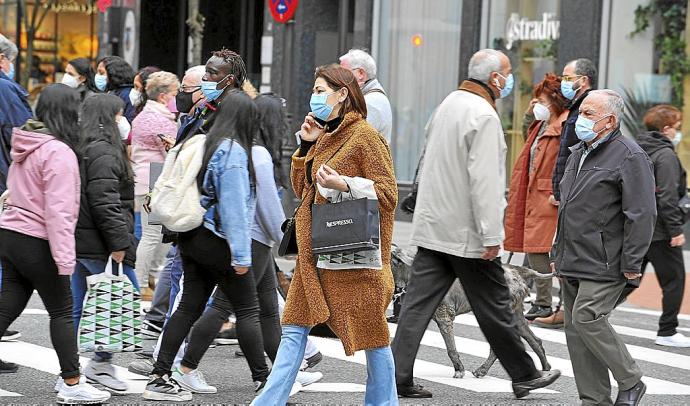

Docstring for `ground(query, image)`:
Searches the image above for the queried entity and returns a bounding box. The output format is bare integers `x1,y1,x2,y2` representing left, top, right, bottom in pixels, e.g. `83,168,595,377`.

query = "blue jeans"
134,211,142,241
165,246,183,323
251,325,398,405
72,258,140,361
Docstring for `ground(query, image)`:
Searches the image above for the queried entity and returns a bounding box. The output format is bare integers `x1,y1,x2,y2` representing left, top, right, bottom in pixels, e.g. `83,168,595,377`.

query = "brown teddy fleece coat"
282,112,397,355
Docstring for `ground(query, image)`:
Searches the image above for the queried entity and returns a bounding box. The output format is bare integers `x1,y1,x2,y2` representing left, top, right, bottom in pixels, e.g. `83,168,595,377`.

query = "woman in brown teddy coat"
252,64,398,404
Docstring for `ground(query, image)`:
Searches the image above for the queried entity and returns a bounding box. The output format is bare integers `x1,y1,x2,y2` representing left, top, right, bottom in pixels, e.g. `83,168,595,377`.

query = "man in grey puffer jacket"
552,89,656,406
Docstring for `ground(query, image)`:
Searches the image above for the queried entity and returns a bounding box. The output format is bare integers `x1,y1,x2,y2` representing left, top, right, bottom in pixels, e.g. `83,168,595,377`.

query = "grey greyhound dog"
390,245,552,379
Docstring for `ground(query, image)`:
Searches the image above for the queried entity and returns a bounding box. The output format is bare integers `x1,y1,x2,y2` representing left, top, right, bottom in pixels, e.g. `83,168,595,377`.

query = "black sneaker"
304,352,323,370
214,327,238,345
525,305,553,321
1,330,21,342
235,350,244,357
512,369,561,399
397,383,432,398
254,380,266,393
142,320,164,338
0,359,18,374
142,375,192,402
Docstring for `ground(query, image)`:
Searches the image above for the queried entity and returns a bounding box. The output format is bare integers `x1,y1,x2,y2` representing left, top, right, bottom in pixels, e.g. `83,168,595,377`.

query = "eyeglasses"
179,85,201,93
561,74,583,82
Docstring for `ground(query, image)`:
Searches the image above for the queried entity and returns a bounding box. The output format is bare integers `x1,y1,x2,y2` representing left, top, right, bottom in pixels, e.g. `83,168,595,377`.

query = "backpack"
150,133,207,232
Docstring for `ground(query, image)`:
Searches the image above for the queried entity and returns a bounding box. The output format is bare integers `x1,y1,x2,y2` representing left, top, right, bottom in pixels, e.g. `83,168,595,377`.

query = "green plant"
631,0,690,107
621,87,655,137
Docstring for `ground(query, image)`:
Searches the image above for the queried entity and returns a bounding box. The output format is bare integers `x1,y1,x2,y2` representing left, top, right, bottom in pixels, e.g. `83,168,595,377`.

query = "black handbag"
278,215,299,256
679,194,690,223
311,197,380,254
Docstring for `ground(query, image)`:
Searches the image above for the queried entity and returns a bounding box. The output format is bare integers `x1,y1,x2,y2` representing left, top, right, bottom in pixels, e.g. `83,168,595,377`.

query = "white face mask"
129,89,143,107
61,73,80,89
533,103,551,122
117,117,131,140
673,130,683,147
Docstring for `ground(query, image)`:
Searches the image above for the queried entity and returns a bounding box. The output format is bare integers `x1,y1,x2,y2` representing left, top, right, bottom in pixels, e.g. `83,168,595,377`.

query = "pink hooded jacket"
0,124,80,275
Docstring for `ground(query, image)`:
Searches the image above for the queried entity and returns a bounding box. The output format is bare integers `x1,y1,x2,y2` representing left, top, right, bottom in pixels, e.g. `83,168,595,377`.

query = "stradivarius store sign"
505,13,560,49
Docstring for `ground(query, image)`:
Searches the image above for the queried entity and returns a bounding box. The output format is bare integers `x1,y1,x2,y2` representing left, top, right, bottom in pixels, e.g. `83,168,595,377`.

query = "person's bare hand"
548,195,560,206
481,245,500,260
143,194,152,213
300,113,325,142
624,272,641,280
670,233,685,248
161,136,175,151
235,266,249,275
111,251,126,263
316,165,348,192
550,262,555,274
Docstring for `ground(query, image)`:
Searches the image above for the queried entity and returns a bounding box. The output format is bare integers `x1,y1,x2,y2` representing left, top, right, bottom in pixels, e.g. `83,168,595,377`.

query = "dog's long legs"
473,349,498,378
433,305,465,378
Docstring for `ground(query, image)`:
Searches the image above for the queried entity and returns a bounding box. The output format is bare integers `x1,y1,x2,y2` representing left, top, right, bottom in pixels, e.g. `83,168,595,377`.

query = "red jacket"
504,112,566,253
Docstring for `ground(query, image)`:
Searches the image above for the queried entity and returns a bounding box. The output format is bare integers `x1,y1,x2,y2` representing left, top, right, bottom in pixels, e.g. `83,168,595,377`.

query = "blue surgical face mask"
673,130,683,147
310,91,337,121
494,72,514,98
561,77,583,100
200,74,231,102
94,73,107,91
575,115,610,143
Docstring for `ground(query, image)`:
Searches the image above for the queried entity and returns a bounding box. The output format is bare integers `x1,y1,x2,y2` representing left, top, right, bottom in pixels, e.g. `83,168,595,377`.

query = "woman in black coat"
71,93,139,393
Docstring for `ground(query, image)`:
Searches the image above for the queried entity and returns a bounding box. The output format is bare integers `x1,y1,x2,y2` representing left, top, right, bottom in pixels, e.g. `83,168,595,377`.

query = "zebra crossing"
1,299,689,405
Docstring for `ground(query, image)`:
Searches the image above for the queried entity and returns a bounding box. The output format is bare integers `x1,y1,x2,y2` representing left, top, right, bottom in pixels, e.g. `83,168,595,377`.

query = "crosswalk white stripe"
0,341,147,394
310,336,558,394
454,314,690,372
0,389,21,397
391,322,690,395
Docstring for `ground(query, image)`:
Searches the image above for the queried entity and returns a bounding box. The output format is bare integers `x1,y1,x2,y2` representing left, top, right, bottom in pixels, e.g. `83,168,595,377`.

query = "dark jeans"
152,226,268,381
184,240,281,372
620,240,685,337
392,247,538,385
0,229,80,379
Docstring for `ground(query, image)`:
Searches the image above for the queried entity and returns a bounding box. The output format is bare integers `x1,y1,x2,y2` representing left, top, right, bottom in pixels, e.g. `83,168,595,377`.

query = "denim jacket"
200,139,255,267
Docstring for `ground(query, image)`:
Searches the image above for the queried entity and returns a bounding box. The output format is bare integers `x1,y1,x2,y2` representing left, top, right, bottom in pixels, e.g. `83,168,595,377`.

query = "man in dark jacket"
0,34,32,194
552,89,656,406
623,104,690,347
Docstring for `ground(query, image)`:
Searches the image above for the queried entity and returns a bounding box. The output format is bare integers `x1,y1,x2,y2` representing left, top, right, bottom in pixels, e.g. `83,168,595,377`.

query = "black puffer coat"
75,138,136,268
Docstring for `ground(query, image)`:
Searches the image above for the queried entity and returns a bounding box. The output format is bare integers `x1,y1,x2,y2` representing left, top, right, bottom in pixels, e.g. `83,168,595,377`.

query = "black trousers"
183,239,281,371
152,226,268,381
391,247,538,385
621,240,685,337
0,229,80,379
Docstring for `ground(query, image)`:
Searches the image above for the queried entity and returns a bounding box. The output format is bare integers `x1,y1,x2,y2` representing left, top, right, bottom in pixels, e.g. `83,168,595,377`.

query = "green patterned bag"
77,258,143,353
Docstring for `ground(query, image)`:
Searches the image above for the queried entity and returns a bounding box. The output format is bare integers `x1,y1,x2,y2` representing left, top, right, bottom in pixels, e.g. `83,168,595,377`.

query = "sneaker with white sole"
290,382,303,396
142,320,164,338
296,371,323,387
254,380,302,396
142,374,193,402
57,380,111,404
172,367,217,394
84,360,128,394
128,358,154,377
1,330,21,342
54,375,86,393
656,332,690,347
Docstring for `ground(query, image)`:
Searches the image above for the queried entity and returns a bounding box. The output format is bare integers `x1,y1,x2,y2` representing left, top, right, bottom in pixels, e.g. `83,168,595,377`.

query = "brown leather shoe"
532,308,564,329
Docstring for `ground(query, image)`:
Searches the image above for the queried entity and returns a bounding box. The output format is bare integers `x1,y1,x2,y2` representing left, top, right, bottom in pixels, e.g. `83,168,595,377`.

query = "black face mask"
175,89,198,114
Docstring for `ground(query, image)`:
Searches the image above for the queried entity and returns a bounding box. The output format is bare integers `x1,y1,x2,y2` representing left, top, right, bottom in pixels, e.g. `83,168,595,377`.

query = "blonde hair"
146,71,180,101
242,80,259,99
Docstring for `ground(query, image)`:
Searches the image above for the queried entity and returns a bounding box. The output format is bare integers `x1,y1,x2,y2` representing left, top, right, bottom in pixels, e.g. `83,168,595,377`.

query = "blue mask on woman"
575,115,610,143
94,73,107,91
495,73,514,99
310,92,337,121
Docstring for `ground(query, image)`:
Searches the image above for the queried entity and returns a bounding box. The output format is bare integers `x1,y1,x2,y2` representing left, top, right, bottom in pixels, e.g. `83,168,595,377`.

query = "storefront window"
376,0,463,182
484,0,560,179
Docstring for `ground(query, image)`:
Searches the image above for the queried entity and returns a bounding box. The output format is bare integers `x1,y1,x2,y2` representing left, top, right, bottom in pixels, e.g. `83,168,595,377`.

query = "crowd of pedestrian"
0,26,688,406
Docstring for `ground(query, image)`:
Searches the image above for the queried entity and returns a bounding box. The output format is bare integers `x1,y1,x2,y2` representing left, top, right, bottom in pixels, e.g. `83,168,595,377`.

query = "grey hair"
339,49,377,79
468,49,504,83
146,71,181,101
590,89,624,119
184,65,206,84
567,58,598,88
0,34,18,60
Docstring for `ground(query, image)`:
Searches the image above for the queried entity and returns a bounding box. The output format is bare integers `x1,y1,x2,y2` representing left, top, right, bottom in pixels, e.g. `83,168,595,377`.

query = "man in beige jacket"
392,49,561,400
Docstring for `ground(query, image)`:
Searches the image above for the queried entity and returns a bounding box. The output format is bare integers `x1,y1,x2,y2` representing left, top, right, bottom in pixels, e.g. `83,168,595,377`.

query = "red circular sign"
269,0,298,23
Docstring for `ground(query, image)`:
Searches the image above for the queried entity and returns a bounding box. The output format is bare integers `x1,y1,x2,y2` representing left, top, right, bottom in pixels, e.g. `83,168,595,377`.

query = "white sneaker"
85,360,128,394
296,371,323,387
656,332,690,347
54,376,86,393
290,382,302,397
57,380,111,404
172,367,217,394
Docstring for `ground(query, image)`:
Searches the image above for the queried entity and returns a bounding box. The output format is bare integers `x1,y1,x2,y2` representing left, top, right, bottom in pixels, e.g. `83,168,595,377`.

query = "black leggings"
184,240,281,372
0,229,80,379
152,226,268,381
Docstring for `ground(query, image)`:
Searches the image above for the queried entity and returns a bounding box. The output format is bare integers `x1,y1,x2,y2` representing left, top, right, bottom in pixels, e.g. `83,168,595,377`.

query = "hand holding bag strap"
104,256,123,277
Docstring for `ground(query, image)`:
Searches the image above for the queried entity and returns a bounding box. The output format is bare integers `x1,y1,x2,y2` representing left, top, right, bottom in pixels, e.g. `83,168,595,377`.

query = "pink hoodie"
0,126,80,275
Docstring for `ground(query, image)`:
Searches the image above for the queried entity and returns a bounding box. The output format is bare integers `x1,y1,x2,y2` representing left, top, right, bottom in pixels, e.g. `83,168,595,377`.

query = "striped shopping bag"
77,258,143,353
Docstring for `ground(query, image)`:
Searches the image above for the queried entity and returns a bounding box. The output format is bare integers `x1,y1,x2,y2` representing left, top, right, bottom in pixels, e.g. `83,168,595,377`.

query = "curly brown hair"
533,73,569,116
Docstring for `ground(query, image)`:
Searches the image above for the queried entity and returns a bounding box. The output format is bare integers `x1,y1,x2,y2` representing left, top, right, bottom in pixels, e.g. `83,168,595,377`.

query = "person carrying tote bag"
253,64,398,406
